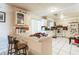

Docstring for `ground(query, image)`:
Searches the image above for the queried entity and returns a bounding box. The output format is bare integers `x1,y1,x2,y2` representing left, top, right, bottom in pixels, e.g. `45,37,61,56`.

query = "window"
31,19,45,33
47,20,54,28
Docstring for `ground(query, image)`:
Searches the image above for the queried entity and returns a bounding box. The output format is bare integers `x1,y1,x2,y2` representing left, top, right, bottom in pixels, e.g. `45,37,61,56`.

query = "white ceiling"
8,3,79,19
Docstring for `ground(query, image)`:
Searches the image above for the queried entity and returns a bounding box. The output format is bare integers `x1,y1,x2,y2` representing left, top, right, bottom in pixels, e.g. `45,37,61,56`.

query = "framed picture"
0,11,6,22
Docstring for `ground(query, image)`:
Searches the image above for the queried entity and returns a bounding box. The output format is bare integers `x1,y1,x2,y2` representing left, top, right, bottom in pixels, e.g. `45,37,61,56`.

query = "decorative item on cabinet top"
15,25,29,34
15,7,27,14
41,25,68,31
15,25,29,30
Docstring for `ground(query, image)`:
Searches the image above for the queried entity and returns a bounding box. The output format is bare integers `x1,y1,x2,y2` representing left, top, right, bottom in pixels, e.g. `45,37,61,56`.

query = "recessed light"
50,8,59,12
60,14,64,19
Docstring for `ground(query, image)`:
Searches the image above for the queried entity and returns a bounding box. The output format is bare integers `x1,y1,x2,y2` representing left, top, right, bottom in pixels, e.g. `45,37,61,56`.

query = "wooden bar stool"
14,39,29,55
8,35,15,55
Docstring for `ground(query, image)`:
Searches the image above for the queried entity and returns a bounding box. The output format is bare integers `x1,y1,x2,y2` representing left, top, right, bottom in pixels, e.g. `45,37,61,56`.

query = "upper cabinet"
14,7,27,25
13,7,30,34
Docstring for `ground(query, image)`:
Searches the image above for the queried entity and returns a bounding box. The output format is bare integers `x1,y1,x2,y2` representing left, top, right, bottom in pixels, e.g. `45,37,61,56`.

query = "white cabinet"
27,37,52,55
13,7,29,34
69,22,79,37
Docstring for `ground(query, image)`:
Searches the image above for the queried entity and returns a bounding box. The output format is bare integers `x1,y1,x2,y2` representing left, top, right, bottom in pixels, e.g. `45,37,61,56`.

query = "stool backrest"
8,35,14,44
13,39,19,49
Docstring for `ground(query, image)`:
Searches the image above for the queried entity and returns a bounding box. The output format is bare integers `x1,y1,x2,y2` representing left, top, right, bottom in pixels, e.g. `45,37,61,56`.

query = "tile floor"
52,37,79,55
1,37,79,55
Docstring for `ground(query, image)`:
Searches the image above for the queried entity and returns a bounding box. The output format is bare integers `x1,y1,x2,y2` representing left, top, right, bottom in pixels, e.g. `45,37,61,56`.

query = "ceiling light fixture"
51,8,58,12
49,8,60,12
60,14,67,20
60,14,64,19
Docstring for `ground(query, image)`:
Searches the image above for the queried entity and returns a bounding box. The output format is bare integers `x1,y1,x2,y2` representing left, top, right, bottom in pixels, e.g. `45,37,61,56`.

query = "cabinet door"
70,23,79,36
16,12,25,25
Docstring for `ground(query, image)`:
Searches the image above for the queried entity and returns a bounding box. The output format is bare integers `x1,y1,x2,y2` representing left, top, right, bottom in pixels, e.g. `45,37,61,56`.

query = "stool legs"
8,44,13,55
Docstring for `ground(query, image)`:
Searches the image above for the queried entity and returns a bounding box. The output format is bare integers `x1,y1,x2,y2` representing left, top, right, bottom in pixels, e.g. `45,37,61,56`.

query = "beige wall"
0,3,14,53
0,3,14,39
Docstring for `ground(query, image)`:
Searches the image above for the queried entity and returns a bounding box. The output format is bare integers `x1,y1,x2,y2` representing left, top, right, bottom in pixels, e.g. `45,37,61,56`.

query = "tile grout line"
57,39,67,55
69,44,72,55
55,37,63,45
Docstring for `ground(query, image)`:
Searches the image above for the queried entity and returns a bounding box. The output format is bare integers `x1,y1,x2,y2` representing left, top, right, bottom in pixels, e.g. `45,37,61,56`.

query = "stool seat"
16,43,28,49
14,39,29,55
